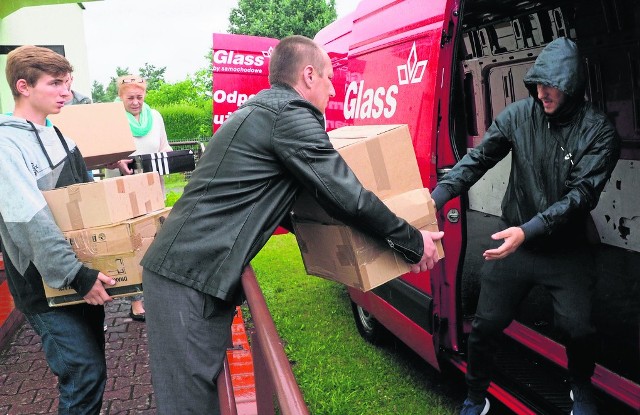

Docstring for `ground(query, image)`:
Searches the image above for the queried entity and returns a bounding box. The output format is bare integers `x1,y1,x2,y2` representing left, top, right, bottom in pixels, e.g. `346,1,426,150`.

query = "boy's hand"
83,272,116,305
106,159,134,175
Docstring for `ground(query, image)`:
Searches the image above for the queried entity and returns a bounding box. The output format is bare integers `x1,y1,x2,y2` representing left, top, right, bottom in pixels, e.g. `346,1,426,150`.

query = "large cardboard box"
292,124,442,291
327,124,422,199
43,239,149,307
43,172,165,231
293,188,443,292
48,102,136,168
43,208,171,307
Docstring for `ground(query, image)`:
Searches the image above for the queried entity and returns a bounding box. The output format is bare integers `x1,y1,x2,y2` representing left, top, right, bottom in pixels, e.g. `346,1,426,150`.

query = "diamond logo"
397,42,428,85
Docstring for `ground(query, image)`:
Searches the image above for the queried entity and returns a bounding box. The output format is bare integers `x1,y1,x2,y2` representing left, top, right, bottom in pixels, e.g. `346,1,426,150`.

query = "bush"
156,103,212,140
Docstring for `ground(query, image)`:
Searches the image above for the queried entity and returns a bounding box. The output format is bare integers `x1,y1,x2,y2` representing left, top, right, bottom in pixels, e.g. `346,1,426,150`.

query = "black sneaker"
570,384,599,415
460,398,490,415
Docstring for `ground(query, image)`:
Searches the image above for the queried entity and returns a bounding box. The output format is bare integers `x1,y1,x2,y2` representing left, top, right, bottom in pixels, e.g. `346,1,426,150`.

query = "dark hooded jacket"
141,84,424,301
433,37,620,250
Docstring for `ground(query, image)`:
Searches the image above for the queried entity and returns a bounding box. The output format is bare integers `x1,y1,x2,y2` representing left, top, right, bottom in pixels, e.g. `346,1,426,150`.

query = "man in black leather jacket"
141,35,444,415
431,38,620,415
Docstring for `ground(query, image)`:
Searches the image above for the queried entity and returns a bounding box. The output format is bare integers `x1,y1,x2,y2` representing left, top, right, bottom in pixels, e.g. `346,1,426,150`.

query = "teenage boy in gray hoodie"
0,45,115,414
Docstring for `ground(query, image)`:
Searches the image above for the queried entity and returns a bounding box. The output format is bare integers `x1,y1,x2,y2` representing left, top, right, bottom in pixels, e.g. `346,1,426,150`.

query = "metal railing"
218,266,310,415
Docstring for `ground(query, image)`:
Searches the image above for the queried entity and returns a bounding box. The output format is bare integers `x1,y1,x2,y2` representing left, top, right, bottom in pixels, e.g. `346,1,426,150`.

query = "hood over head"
524,37,586,122
524,37,585,98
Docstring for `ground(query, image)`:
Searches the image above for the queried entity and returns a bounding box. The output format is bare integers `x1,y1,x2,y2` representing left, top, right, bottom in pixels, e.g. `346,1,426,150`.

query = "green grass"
251,234,459,415
163,173,189,206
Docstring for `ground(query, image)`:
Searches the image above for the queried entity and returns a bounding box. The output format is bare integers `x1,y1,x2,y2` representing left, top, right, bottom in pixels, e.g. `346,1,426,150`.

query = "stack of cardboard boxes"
292,124,443,292
42,172,168,306
40,102,172,306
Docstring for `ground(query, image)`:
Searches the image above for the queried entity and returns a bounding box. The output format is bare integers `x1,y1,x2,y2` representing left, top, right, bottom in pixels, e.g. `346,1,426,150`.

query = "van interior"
452,0,639,395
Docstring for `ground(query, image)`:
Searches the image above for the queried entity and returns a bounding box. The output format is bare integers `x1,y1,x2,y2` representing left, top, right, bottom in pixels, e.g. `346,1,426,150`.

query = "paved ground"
0,298,156,415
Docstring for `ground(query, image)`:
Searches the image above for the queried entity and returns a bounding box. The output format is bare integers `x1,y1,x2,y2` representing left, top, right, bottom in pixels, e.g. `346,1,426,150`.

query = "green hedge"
156,103,212,140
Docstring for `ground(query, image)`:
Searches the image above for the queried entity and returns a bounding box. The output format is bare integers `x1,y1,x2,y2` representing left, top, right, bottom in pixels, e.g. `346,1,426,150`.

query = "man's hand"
83,272,116,305
409,230,444,273
106,159,133,175
483,226,524,260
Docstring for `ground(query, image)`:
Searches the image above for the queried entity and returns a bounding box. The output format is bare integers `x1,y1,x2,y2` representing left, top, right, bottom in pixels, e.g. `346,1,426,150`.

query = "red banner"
212,33,279,133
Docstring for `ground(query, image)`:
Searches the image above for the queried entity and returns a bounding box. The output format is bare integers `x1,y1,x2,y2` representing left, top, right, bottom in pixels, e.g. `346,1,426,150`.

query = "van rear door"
317,0,460,367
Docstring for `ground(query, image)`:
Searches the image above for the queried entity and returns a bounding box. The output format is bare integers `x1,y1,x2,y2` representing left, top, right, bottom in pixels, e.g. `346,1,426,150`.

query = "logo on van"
213,50,265,67
343,42,427,120
397,43,428,85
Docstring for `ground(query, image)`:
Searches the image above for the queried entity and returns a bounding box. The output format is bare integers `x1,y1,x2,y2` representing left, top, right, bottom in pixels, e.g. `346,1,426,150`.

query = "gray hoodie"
0,114,98,313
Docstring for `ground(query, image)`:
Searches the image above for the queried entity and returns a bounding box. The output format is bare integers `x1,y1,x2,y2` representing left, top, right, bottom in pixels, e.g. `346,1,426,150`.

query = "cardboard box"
43,172,165,231
293,188,443,292
42,239,149,307
65,208,171,259
48,102,136,168
43,208,172,307
327,124,422,199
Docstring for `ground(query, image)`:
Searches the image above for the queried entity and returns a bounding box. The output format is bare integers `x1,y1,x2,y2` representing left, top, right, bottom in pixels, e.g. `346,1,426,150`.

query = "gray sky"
83,0,359,86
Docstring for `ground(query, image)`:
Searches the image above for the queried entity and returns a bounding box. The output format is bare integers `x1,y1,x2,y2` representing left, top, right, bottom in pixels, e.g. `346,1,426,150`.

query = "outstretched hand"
83,272,116,305
409,230,444,273
483,226,524,260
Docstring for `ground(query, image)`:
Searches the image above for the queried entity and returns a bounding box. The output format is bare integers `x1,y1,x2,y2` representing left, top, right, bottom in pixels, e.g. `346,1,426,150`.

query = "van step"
491,336,636,414
492,337,571,414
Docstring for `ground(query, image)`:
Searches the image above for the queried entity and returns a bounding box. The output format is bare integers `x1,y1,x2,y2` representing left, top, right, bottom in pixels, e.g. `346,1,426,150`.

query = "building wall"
0,3,91,113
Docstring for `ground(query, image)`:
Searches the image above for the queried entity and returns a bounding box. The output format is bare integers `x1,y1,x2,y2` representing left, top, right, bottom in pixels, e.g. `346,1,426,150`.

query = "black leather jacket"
433,38,620,250
141,85,424,301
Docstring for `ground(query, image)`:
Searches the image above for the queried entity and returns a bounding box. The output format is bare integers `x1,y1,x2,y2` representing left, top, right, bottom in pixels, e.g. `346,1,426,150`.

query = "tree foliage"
228,0,337,39
139,63,166,91
91,64,166,103
89,54,213,140
90,80,108,103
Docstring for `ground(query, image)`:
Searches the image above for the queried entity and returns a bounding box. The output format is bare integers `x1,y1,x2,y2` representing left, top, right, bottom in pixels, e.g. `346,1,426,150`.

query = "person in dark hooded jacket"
431,38,620,415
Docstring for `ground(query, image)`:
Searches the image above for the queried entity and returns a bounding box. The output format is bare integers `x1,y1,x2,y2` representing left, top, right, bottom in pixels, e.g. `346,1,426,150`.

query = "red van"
313,0,639,413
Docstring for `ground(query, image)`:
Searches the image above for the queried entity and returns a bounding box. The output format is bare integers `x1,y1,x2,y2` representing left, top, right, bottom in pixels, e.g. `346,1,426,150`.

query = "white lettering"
343,81,398,120
213,50,265,67
213,113,233,125
213,90,255,107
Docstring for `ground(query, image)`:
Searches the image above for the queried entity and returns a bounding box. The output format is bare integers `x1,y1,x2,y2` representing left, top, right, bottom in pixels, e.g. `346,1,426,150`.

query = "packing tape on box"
366,139,391,192
68,232,143,260
129,193,140,217
116,178,125,193
89,250,138,277
336,244,354,266
336,227,355,266
66,187,85,229
68,202,84,230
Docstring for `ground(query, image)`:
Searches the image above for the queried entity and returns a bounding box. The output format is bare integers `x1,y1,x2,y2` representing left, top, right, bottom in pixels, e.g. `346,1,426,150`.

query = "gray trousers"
143,268,236,415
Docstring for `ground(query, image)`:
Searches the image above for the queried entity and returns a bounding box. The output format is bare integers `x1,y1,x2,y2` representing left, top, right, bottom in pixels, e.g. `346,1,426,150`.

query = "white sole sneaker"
480,398,490,415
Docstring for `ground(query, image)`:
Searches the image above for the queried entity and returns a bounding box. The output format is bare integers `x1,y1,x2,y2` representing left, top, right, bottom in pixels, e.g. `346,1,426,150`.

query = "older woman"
107,75,172,322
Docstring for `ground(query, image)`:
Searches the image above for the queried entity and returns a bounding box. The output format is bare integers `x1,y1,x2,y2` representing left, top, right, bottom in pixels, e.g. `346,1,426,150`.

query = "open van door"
316,0,460,370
